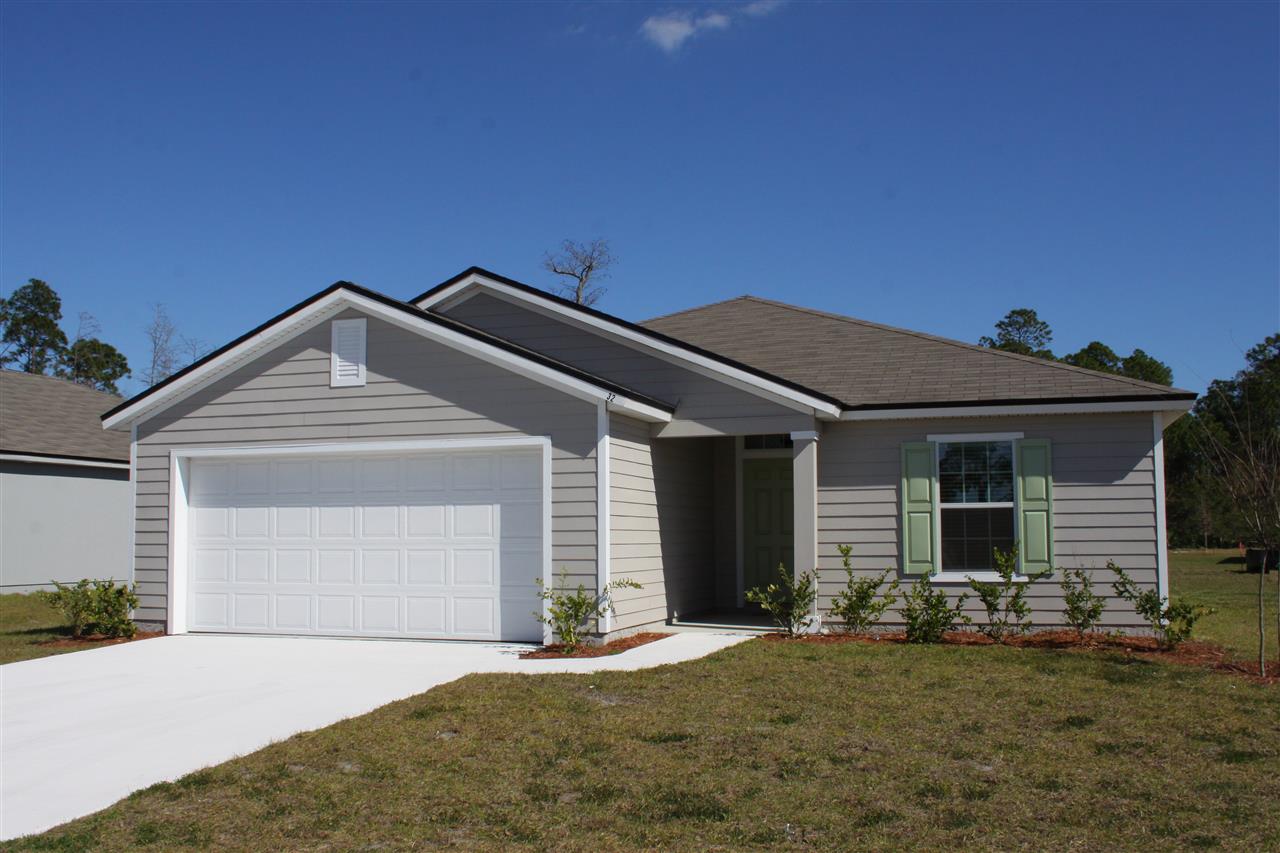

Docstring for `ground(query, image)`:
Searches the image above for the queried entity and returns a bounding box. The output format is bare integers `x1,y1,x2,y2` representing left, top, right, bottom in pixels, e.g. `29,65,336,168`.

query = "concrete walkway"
0,631,750,840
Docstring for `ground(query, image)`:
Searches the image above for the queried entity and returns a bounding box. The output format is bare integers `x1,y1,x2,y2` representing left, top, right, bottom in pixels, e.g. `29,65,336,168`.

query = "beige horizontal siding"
131,309,597,627
817,413,1160,630
609,413,719,633
444,292,802,434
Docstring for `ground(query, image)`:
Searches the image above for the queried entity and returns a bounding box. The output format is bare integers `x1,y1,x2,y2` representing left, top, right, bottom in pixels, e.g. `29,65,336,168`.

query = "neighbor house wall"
608,414,717,634
442,292,812,436
129,309,598,629
0,462,131,592
817,413,1160,629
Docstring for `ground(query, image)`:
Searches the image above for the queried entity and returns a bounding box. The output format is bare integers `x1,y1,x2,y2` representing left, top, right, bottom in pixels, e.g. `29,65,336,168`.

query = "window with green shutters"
900,436,1053,577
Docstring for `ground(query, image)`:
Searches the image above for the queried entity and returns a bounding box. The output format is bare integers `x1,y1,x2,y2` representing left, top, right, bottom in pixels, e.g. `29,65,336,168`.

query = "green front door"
743,458,794,594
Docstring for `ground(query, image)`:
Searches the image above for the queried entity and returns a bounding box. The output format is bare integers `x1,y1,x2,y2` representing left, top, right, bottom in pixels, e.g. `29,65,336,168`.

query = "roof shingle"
1,371,130,462
642,296,1193,409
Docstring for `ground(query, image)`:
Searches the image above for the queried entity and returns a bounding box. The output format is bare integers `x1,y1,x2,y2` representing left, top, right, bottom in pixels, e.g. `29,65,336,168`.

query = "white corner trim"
790,430,820,442
102,288,672,430
926,431,1024,443
421,274,843,419
0,452,129,470
168,452,191,635
128,425,138,591
1152,412,1170,601
541,439,554,645
596,403,612,634
843,399,1193,421
329,317,367,388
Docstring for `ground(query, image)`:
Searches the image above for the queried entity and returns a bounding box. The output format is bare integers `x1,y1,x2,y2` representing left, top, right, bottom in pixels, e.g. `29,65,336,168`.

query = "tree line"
0,278,204,395
977,306,1277,554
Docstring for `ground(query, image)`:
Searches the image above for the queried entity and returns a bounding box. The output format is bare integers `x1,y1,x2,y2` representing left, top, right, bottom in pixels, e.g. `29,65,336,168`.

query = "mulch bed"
762,629,1279,684
520,632,672,660
36,630,164,651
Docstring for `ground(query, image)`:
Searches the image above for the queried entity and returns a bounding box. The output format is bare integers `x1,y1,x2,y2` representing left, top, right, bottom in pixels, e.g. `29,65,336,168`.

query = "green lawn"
0,593,84,665
7,640,1277,851
4,554,1276,850
1170,548,1275,661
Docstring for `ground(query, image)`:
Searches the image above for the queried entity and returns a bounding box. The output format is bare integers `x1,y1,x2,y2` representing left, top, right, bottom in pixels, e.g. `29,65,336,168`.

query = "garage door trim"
167,436,553,642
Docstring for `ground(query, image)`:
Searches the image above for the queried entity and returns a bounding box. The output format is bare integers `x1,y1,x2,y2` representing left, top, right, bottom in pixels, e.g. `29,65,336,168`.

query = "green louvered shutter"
901,442,938,575
1016,439,1054,574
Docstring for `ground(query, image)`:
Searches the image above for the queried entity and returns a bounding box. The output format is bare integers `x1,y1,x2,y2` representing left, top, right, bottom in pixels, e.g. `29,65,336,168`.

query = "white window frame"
927,432,1024,583
330,318,367,388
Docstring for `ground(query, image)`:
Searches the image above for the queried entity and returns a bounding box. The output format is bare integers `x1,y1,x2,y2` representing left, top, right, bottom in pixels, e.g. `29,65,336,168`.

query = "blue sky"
2,0,1276,397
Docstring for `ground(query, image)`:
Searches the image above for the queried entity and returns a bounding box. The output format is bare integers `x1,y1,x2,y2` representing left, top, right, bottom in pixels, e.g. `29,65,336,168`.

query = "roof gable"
102,282,672,430
642,296,1195,410
414,268,845,417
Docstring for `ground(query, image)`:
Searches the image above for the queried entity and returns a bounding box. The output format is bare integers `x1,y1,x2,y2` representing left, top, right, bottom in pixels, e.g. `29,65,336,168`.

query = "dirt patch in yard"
520,632,671,659
762,630,1279,683
36,630,164,652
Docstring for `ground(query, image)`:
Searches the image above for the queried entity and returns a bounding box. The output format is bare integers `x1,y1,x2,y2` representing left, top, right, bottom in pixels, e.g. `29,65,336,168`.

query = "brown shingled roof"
0,370,130,462
641,296,1194,410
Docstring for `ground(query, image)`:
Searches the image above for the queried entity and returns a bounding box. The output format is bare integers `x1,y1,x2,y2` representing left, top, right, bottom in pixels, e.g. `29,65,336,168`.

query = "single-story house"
101,268,1195,641
2,370,132,592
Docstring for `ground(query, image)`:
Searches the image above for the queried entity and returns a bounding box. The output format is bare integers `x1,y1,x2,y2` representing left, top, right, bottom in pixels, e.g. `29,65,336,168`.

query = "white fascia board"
421,275,843,419
103,289,671,430
0,452,129,470
841,398,1194,421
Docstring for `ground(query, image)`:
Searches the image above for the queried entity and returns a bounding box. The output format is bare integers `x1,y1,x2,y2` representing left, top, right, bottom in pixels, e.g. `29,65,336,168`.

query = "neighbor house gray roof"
642,296,1195,410
0,371,130,462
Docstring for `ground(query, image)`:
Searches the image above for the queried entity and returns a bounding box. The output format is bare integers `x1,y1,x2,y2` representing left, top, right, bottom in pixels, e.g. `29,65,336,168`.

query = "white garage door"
185,447,544,642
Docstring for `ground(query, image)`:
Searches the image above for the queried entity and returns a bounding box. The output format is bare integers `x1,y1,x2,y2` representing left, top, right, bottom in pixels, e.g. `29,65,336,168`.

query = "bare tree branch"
542,238,615,306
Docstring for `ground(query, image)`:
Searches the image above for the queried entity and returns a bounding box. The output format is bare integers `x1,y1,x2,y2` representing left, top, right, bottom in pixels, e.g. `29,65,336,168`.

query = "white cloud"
741,0,786,16
640,3,785,53
640,12,729,53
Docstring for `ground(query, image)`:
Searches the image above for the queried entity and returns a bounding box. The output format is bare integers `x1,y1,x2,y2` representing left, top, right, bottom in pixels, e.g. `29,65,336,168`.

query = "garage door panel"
406,550,446,585
361,550,400,584
188,448,545,641
453,504,494,538
233,550,269,583
361,505,399,538
276,550,312,583
318,596,356,632
234,593,270,629
275,594,312,629
406,505,446,537
360,596,399,632
452,598,494,636
194,549,230,582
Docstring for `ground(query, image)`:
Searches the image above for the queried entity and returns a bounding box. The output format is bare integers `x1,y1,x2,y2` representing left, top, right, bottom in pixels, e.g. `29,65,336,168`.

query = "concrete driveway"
1,631,747,840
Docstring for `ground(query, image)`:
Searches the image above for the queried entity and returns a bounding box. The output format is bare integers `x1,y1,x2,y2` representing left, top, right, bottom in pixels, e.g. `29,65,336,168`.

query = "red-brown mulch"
520,632,671,660
762,629,1279,684
37,630,164,651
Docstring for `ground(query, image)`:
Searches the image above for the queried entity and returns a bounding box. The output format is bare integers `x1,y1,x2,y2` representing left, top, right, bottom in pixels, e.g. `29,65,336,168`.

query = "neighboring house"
100,268,1195,641
1,371,132,592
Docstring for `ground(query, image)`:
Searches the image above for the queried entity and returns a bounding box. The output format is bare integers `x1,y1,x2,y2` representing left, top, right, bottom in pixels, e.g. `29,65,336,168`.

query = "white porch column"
791,430,820,628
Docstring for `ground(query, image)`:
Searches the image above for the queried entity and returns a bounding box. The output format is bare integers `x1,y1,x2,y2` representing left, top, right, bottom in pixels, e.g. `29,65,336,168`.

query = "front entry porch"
606,429,819,637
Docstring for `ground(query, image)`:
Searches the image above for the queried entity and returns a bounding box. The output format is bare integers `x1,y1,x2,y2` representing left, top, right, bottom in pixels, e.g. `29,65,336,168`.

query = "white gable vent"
330,318,367,387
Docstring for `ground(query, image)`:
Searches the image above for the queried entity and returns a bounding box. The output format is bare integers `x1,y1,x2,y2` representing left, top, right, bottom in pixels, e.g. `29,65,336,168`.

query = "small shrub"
829,544,899,633
967,545,1049,643
746,563,818,637
1059,567,1108,639
1111,562,1212,649
900,573,968,643
534,570,641,650
35,578,139,638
